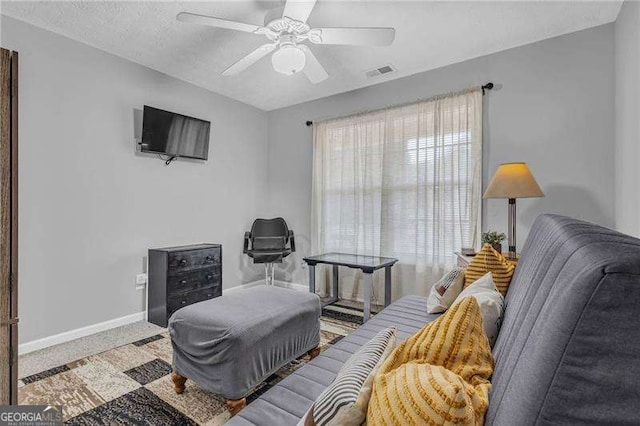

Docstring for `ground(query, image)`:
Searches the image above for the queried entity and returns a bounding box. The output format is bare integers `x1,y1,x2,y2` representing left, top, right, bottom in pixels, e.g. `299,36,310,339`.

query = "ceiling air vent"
365,64,397,79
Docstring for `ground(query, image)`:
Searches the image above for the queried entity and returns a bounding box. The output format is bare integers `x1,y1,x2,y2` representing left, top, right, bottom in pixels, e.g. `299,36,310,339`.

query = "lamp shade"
483,162,544,199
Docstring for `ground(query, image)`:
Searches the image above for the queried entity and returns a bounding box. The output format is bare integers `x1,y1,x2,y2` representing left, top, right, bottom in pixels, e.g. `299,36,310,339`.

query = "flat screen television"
141,106,211,160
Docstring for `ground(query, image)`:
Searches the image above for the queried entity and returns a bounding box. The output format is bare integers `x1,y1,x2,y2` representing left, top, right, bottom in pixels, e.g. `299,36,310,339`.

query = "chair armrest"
243,232,251,254
288,230,296,252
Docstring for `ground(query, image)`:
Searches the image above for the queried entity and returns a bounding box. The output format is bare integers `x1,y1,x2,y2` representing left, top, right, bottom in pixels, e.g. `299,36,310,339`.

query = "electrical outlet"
136,273,147,289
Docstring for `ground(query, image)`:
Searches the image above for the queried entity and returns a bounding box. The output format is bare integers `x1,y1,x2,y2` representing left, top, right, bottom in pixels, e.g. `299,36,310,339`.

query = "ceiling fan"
177,0,395,84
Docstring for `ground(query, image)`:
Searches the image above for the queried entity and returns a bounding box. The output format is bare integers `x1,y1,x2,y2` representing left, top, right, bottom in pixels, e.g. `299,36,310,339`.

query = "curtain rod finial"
306,121,313,127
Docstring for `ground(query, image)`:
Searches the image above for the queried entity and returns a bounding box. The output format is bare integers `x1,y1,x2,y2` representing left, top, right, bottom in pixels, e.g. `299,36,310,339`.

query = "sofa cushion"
488,214,640,425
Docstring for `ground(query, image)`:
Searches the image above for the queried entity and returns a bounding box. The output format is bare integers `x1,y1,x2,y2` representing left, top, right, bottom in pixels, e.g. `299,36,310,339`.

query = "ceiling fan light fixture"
177,0,396,84
271,44,306,76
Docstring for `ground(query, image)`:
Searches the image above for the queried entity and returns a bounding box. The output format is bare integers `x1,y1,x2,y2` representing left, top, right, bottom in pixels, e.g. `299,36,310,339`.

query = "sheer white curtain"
311,89,482,300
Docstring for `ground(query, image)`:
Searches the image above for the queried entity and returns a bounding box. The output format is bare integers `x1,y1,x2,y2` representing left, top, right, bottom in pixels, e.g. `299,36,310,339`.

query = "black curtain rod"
306,82,494,127
481,82,494,94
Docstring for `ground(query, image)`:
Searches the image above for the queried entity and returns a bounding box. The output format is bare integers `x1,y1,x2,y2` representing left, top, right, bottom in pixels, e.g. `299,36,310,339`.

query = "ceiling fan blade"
177,12,262,34
282,0,317,23
309,27,396,46
299,45,328,84
222,44,277,76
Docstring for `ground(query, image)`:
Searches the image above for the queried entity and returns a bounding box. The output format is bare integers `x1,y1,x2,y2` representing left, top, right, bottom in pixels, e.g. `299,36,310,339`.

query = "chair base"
264,263,275,286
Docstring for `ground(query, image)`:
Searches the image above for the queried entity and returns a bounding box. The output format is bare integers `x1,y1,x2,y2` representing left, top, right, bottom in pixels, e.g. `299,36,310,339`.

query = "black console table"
303,252,398,322
148,244,222,327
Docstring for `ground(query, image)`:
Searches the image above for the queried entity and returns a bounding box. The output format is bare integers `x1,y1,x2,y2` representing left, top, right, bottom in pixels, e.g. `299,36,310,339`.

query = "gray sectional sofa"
228,214,640,425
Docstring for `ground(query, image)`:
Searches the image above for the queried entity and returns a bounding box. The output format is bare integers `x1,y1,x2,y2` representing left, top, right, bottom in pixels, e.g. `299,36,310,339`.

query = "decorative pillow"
452,272,504,346
305,327,397,426
375,297,494,381
426,267,465,313
368,297,494,425
465,243,515,295
367,362,490,425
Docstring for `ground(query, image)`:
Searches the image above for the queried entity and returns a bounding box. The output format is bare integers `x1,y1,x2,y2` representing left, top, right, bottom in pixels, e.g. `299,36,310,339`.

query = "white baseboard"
20,281,309,355
19,311,145,355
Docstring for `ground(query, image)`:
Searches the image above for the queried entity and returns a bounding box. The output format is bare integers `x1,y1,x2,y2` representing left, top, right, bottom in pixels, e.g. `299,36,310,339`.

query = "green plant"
482,231,506,245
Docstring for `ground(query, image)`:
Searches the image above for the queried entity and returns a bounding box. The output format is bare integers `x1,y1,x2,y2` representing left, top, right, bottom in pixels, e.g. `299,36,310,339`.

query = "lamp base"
508,198,517,258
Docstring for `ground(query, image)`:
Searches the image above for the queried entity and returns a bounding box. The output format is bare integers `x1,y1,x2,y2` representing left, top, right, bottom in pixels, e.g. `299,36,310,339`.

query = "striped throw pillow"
306,327,396,426
367,298,493,425
465,244,515,295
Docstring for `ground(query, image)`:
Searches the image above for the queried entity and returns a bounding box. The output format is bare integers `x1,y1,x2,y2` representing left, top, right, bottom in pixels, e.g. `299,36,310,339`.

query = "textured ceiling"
1,1,622,110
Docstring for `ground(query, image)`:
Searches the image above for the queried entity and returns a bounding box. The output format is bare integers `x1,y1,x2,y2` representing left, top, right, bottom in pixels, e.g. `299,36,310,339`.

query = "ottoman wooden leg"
171,372,187,394
308,346,321,360
226,398,247,416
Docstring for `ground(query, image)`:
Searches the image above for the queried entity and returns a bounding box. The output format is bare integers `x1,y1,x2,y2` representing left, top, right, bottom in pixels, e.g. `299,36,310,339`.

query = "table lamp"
483,162,544,259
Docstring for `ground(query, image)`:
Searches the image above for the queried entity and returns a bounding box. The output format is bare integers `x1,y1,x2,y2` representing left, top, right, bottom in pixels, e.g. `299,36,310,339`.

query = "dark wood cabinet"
148,244,222,327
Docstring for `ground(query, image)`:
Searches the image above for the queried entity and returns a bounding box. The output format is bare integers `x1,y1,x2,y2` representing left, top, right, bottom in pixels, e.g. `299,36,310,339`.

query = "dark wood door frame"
10,49,18,406
1,47,18,405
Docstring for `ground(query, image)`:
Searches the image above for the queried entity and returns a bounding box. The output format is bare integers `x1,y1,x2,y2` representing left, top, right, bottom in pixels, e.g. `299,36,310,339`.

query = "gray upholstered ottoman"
168,285,321,415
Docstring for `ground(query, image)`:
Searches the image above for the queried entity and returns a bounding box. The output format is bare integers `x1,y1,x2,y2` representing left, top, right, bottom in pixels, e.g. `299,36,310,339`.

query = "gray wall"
1,14,619,343
267,24,616,287
1,16,269,344
615,0,640,237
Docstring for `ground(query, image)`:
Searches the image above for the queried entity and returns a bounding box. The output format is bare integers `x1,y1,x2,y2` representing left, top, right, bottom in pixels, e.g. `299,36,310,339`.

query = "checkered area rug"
18,305,365,425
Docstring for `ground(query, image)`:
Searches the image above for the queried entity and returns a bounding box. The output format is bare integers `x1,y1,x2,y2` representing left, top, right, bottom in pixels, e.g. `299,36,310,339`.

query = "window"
311,90,483,295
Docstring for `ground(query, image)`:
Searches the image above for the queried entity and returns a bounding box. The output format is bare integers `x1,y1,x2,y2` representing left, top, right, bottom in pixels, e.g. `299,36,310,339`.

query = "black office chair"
244,218,295,285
